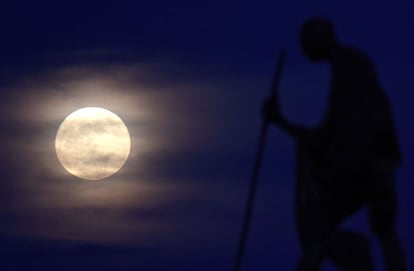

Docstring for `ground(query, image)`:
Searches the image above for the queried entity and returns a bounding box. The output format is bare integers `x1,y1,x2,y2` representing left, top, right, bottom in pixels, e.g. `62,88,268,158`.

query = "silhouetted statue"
262,17,406,271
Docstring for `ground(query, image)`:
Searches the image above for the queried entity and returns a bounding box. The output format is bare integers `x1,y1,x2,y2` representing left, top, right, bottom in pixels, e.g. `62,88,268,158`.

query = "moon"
55,107,131,180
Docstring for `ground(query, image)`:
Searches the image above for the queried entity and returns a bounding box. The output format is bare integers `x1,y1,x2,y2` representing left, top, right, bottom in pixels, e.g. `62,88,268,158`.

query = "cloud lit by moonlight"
55,107,131,180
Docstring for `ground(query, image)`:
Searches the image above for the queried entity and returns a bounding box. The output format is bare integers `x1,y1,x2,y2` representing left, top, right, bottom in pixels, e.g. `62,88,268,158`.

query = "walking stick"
234,50,287,271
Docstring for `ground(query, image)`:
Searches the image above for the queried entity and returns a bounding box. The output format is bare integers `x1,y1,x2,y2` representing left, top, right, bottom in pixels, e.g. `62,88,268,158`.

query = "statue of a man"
262,17,406,271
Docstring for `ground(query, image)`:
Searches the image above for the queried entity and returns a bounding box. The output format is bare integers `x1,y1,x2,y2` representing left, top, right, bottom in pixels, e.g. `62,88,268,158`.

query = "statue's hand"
261,97,282,124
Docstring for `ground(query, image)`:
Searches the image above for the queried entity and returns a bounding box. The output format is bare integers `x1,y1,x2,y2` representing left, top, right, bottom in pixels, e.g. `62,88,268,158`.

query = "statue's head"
300,17,338,62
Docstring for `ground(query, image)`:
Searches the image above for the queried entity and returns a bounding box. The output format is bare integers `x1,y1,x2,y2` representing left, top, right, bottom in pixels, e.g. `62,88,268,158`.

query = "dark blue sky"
0,1,413,270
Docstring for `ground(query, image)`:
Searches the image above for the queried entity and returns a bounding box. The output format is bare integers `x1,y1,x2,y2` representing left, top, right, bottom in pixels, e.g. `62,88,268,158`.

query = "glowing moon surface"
55,107,131,180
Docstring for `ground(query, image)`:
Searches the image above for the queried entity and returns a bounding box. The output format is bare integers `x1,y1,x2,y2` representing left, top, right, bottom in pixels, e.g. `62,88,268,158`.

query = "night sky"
0,1,413,270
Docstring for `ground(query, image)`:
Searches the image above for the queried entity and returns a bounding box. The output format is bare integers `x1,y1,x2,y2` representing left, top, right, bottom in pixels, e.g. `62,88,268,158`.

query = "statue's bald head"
300,17,338,61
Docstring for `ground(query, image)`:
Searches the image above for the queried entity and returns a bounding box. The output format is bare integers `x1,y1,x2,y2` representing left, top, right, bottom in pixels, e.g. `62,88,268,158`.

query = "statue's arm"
271,117,313,143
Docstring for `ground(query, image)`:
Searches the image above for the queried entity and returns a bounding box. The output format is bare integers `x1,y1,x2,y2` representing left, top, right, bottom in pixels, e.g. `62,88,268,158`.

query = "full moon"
55,107,131,180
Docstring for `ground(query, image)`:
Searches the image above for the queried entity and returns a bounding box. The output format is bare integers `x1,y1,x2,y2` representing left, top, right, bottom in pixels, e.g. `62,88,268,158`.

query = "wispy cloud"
0,55,328,261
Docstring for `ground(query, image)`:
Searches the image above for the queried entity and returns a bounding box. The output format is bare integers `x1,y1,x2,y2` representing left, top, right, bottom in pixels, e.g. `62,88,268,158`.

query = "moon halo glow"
55,107,131,180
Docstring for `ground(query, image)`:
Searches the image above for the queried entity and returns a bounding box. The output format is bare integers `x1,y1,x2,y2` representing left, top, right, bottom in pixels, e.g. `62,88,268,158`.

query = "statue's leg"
295,148,335,271
295,216,374,271
295,227,374,271
295,177,335,271
326,230,373,271
295,148,373,271
295,241,325,271
368,162,406,271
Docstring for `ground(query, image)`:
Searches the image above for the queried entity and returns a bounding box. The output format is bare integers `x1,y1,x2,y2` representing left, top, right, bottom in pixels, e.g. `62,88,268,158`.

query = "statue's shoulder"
334,46,373,69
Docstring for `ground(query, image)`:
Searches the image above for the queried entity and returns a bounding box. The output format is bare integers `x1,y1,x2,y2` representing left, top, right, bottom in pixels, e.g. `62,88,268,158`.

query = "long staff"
234,50,287,271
